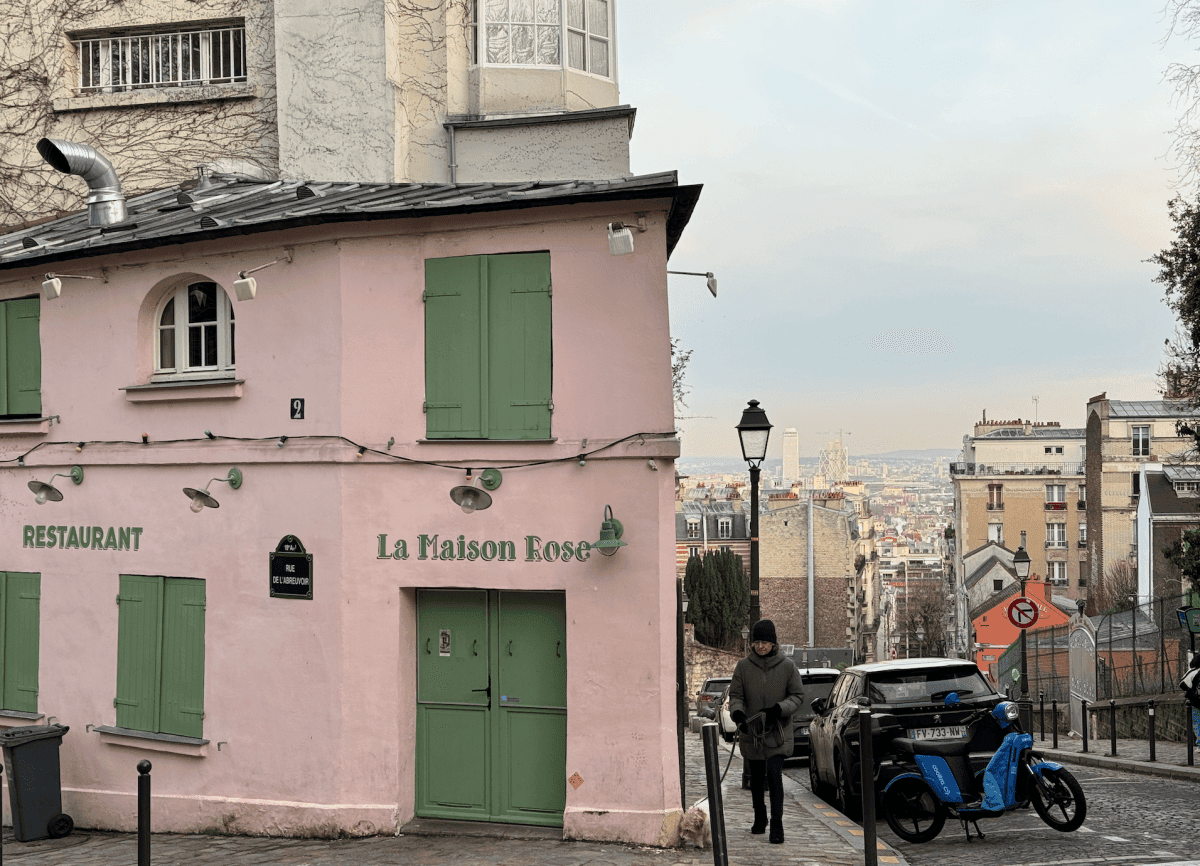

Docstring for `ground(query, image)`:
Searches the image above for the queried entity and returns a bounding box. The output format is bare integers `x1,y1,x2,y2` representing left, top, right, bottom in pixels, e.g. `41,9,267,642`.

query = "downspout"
808,496,815,645
36,138,127,227
446,123,458,183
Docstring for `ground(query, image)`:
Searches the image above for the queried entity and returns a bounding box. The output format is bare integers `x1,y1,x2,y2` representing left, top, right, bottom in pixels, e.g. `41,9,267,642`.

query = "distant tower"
818,432,850,484
783,428,799,484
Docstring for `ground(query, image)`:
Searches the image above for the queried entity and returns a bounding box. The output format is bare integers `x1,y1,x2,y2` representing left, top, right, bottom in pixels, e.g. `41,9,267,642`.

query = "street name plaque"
270,535,313,599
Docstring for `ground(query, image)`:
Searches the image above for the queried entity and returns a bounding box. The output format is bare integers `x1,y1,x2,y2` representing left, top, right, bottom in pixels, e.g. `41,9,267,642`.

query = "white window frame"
987,523,1003,544
1048,561,1066,585
76,23,247,94
686,518,700,540
1132,425,1150,457
470,0,613,79
1046,484,1066,505
153,282,236,381
1078,523,1087,545
717,517,731,539
1046,522,1066,548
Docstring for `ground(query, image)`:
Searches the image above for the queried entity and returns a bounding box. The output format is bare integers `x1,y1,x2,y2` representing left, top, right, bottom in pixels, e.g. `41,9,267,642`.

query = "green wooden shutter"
425,256,484,438
2,573,40,713
1,298,41,416
116,575,163,732
487,253,552,440
159,578,205,738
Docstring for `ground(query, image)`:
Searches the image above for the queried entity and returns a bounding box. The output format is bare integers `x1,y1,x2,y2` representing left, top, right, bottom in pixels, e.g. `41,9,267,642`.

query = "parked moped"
879,696,1086,843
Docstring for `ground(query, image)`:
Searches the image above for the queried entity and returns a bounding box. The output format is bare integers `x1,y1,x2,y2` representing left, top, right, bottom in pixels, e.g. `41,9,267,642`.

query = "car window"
828,674,851,708
866,666,993,704
843,674,864,702
801,674,838,705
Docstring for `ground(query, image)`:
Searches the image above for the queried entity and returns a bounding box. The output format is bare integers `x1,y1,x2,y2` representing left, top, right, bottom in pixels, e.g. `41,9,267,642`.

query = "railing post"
1039,691,1045,741
138,760,151,866
1052,699,1059,749
858,704,877,866
700,724,729,866
1081,699,1089,753
1148,700,1156,762
1109,699,1117,757
1189,707,1196,767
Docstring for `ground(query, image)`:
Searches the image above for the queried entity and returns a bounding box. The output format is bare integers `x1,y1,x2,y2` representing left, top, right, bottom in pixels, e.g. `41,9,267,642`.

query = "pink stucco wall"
0,199,685,845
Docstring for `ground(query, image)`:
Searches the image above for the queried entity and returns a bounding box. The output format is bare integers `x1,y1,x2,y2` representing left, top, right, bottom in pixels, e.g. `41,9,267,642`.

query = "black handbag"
740,711,787,750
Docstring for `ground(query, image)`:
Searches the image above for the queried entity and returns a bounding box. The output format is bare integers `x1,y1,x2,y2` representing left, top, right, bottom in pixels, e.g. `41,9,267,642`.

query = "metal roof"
0,171,700,271
1163,465,1200,482
1109,400,1195,418
976,427,1085,439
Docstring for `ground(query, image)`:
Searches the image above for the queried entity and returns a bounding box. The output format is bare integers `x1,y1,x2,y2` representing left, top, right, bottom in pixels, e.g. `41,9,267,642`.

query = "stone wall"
684,623,740,702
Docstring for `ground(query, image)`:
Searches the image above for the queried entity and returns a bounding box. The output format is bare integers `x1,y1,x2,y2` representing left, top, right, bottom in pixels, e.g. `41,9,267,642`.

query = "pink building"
0,151,700,845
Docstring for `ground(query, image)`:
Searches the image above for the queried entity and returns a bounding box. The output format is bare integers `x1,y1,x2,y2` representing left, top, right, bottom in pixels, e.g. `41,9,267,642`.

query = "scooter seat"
890,736,972,759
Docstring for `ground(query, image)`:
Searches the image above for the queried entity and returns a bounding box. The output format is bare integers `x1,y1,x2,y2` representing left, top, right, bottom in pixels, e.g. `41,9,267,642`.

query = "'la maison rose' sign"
377,533,595,562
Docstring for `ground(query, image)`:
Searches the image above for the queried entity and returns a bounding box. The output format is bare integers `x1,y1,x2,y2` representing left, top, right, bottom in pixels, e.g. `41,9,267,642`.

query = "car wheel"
835,753,862,821
808,753,826,796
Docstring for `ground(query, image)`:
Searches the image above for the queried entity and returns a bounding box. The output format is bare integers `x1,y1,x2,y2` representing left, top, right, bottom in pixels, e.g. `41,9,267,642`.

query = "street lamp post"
1013,532,1033,731
736,400,773,630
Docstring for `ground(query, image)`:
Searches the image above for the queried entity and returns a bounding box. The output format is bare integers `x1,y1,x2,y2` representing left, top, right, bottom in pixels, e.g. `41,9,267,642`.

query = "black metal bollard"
858,706,877,866
1148,700,1156,763
700,724,729,866
1189,708,1196,767
138,760,152,866
1081,699,1089,753
1039,692,1045,741
1109,699,1117,757
1052,700,1059,749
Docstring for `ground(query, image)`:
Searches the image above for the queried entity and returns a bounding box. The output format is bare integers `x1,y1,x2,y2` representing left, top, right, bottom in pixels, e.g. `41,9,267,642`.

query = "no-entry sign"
1007,597,1039,629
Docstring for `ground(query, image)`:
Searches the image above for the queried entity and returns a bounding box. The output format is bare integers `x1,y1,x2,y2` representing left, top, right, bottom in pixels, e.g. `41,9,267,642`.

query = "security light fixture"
593,504,627,556
667,270,718,298
450,468,502,514
28,466,84,504
183,467,243,512
232,250,293,301
607,222,635,256
42,272,99,301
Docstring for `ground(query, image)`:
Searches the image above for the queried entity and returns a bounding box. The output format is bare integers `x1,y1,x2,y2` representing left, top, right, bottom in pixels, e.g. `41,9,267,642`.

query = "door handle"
472,639,478,656
556,640,561,658
470,685,491,698
508,640,513,656
425,638,430,655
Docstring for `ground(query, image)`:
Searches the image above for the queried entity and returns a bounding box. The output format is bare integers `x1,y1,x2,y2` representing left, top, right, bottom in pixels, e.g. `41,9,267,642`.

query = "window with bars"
470,0,611,77
76,24,247,93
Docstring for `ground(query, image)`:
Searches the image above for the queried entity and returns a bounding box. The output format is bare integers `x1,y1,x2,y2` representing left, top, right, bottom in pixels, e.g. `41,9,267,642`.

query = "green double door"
416,589,566,826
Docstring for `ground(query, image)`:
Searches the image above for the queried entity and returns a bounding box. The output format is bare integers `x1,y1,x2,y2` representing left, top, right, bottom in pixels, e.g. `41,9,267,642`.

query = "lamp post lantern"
1013,532,1033,730
736,400,772,629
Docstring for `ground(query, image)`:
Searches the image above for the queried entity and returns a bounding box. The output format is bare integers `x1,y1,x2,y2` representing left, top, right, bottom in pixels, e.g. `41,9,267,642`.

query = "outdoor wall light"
450,468,503,514
606,217,645,256
232,249,294,301
668,270,718,298
183,467,243,512
592,505,627,556
41,273,99,301
28,466,84,504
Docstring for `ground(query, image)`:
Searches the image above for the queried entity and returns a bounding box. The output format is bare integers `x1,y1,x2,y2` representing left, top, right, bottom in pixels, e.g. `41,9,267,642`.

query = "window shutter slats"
425,256,484,438
115,575,162,732
159,579,206,738
2,298,41,416
487,253,552,440
3,574,40,713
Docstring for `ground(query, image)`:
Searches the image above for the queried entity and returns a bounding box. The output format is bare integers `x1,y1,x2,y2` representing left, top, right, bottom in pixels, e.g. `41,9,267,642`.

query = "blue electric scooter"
879,696,1086,843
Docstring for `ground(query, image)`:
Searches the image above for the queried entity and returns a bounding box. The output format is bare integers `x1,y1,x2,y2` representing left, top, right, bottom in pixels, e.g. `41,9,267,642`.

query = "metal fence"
996,592,1199,703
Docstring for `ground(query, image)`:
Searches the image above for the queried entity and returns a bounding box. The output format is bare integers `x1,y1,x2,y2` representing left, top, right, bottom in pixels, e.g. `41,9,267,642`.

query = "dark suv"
808,658,1003,818
790,668,840,758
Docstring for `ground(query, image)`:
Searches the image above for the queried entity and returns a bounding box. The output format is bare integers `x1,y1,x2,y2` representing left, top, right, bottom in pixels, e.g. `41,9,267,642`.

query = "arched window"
154,281,235,378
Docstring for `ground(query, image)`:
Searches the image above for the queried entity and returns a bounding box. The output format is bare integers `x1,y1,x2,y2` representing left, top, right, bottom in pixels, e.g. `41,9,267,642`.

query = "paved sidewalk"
1030,730,1200,782
0,723,905,866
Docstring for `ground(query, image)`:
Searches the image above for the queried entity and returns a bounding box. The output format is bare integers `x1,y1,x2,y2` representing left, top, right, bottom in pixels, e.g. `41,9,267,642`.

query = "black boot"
750,788,767,834
769,819,784,844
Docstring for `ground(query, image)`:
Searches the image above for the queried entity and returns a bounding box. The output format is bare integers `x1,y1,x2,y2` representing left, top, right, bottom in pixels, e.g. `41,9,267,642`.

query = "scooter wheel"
882,777,945,843
1030,766,1086,832
47,813,73,838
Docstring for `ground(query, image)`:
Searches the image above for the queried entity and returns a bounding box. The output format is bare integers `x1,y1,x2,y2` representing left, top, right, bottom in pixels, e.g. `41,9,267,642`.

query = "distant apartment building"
675,495,749,578
783,428,800,484
1085,395,1192,603
1135,463,1200,602
951,415,1086,654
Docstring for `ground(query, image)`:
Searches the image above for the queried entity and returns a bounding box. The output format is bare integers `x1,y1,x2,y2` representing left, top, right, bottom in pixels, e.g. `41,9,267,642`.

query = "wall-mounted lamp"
28,466,84,504
183,467,243,512
42,273,100,301
668,270,718,298
607,217,646,256
593,504,627,556
450,468,502,514
232,249,294,301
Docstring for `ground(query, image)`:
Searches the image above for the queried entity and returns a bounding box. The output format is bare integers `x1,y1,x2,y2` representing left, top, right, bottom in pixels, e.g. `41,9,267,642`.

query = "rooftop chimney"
36,138,127,227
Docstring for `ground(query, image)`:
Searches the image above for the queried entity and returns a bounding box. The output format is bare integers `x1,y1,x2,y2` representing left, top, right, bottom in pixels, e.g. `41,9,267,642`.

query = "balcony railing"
986,502,1003,510
1046,540,1068,549
1044,502,1067,510
950,462,1083,477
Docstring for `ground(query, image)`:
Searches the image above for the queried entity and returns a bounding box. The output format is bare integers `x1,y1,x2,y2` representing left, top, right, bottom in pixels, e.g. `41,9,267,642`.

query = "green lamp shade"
593,505,627,556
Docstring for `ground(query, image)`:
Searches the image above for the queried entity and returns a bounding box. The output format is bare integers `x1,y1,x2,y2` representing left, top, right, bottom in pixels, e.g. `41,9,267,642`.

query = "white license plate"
907,725,967,740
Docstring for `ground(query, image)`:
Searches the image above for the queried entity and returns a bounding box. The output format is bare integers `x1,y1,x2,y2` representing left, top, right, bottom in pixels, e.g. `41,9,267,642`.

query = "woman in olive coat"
727,619,805,844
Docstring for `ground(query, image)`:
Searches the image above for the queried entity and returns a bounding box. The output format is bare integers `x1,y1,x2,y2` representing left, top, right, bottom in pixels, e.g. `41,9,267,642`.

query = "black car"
807,658,1003,819
790,667,840,758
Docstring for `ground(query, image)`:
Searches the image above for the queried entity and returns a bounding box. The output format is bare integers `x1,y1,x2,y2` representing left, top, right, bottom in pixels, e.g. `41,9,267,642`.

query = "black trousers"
746,755,785,823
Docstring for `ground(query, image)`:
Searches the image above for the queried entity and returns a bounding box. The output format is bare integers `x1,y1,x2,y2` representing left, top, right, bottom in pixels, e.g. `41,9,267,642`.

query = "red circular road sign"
1007,597,1039,629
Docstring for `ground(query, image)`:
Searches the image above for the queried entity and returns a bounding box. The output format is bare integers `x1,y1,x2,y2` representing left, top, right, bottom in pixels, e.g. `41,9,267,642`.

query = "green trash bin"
0,723,73,841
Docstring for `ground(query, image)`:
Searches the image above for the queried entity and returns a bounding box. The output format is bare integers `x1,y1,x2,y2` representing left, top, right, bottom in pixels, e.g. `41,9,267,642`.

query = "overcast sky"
618,0,1194,459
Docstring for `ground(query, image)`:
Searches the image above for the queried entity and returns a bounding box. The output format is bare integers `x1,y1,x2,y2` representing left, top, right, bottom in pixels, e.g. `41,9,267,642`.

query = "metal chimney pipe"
36,138,127,227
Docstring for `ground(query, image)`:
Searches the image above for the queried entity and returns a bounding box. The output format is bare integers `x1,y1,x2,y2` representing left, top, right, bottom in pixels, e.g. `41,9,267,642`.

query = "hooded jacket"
727,649,805,760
